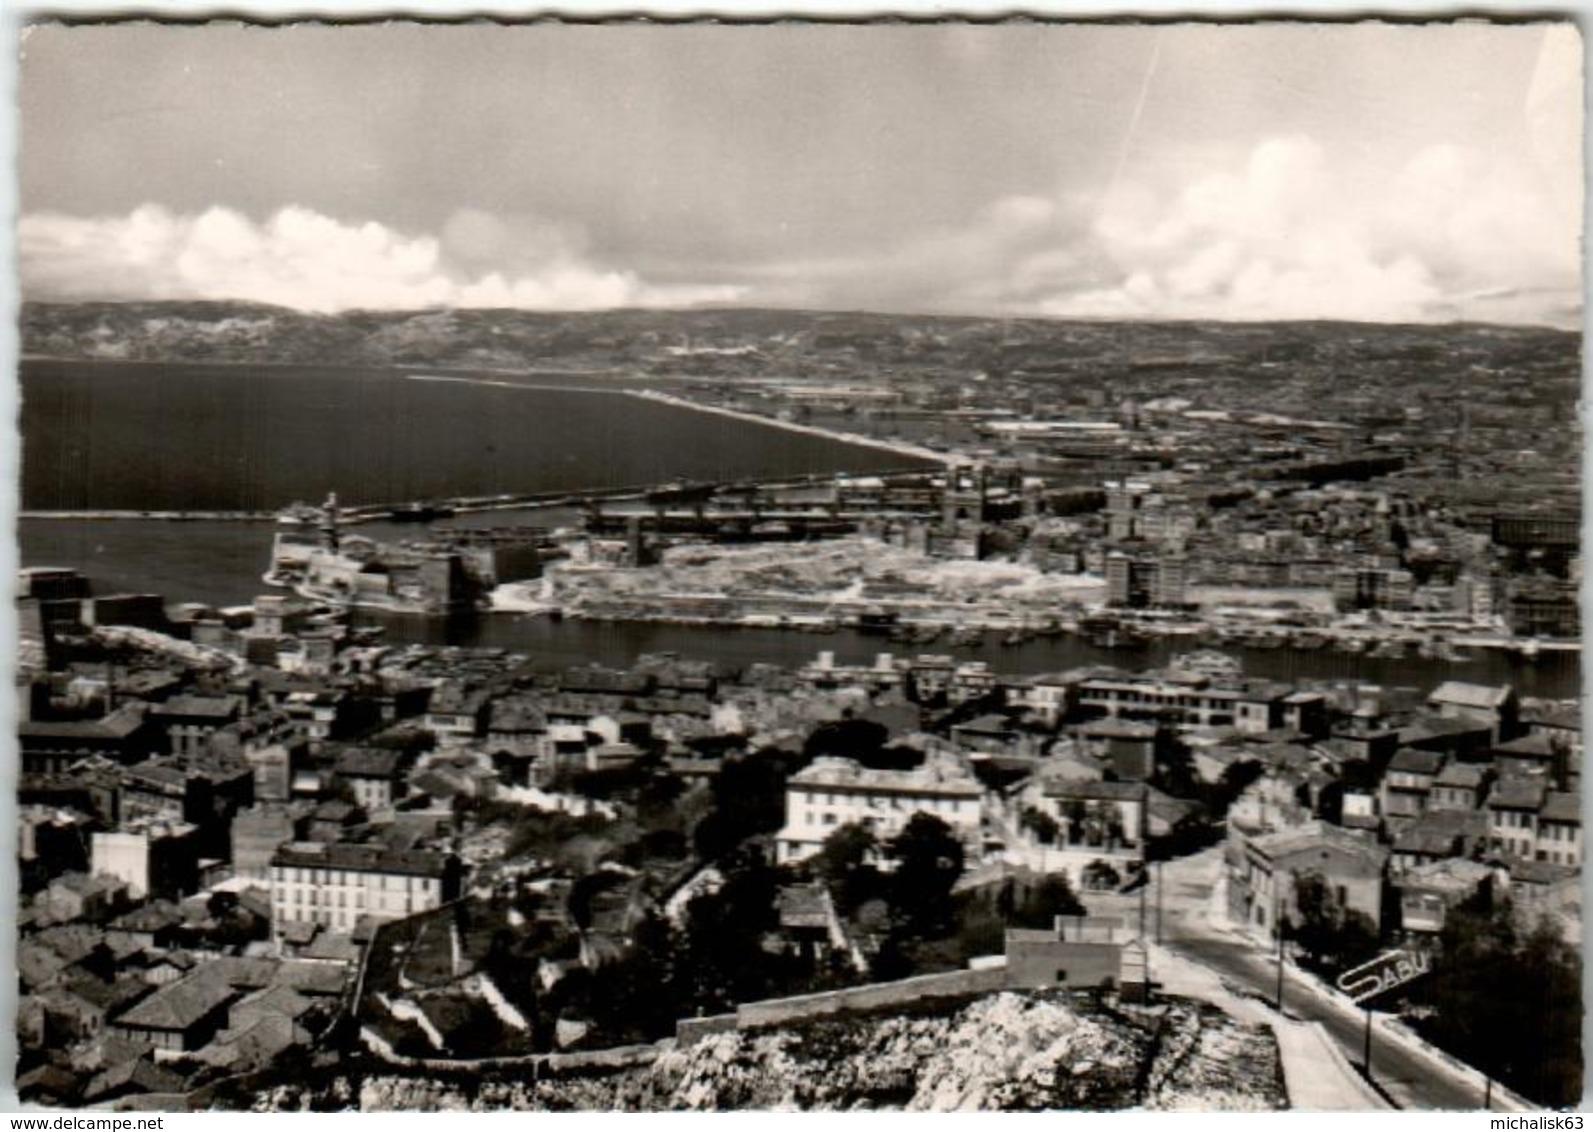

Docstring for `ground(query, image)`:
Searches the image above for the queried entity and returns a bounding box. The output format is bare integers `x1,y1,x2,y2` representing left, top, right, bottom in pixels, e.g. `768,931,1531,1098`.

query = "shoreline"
487,586,1581,657
20,369,946,523
626,388,957,467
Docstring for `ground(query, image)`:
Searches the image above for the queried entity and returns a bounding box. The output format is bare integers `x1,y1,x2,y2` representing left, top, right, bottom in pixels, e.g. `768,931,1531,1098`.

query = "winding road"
1087,847,1502,1111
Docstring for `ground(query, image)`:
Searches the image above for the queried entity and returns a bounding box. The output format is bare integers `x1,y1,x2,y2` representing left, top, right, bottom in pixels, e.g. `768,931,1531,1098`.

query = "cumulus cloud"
1037,134,1580,325
19,204,743,312
18,131,1579,328
733,130,1577,327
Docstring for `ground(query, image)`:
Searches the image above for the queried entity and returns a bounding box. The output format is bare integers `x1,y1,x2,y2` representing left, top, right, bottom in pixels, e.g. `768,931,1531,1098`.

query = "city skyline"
17,21,1584,327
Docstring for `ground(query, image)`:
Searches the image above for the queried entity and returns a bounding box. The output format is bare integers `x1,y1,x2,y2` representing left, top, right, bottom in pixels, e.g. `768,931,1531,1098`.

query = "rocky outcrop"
263,991,1284,1112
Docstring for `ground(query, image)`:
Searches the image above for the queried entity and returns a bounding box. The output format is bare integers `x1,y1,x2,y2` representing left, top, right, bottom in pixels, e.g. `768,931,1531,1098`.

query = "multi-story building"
1226,820,1389,936
1428,761,1490,812
797,651,907,695
1487,778,1547,861
1534,791,1582,868
1332,567,1414,612
268,841,462,941
150,694,242,758
231,802,304,882
1505,583,1580,639
1105,553,1134,607
332,749,406,813
1078,673,1287,732
1104,553,1188,608
90,819,199,901
1378,748,1445,836
1104,480,1151,541
1428,681,1519,745
424,683,491,746
774,756,983,866
1035,778,1149,857
1004,673,1081,727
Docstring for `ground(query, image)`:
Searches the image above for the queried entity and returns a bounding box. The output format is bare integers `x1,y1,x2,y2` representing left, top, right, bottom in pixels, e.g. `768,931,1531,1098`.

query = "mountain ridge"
19,299,1579,377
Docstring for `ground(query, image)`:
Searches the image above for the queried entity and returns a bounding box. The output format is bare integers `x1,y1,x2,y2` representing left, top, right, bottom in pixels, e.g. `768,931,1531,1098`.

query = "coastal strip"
406,373,955,466
626,388,956,467
403,372,623,395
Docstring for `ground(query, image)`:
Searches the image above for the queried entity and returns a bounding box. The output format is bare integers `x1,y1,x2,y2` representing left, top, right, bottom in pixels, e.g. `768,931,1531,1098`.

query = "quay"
21,467,940,527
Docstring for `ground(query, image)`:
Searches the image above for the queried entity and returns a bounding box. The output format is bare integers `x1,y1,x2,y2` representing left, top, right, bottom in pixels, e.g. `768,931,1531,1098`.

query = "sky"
15,21,1585,326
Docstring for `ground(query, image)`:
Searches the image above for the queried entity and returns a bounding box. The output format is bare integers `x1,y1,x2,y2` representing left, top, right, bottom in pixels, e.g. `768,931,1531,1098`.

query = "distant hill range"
18,299,1579,377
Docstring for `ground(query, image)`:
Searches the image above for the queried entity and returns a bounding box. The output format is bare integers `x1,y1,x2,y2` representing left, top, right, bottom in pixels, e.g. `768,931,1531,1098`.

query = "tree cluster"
1415,889,1582,1108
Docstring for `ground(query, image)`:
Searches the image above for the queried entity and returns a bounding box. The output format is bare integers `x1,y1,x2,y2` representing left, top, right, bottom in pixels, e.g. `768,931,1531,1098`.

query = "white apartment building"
774,755,983,865
268,841,461,941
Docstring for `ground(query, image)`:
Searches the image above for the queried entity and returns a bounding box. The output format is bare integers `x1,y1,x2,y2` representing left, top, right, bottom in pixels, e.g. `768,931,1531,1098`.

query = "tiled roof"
111,900,183,935
230,985,314,1027
791,756,981,797
1251,820,1389,869
1393,826,1463,857
1045,779,1147,802
334,749,402,778
83,1058,186,1104
114,967,237,1032
62,973,153,1015
1429,682,1514,710
1539,792,1581,824
1433,762,1487,788
153,694,241,719
1399,857,1491,894
1522,705,1582,732
1388,748,1445,775
271,840,454,878
1493,733,1559,757
1488,779,1548,811
1507,858,1579,886
1079,719,1159,740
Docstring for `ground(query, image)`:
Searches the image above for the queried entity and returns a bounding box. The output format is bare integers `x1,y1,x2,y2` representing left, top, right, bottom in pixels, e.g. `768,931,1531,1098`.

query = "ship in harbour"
264,493,546,614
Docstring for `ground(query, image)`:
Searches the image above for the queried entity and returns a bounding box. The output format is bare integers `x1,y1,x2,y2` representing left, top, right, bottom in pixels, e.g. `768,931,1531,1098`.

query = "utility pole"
1138,865,1148,941
1274,885,1286,1014
1155,859,1163,944
1363,1006,1374,1078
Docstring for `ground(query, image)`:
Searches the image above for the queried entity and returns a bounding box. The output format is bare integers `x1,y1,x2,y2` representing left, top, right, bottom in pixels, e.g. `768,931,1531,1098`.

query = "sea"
19,360,926,512
16,359,1581,699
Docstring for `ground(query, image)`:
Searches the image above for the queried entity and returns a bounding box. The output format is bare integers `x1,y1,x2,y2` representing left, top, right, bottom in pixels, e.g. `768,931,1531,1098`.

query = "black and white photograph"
8,17,1585,1112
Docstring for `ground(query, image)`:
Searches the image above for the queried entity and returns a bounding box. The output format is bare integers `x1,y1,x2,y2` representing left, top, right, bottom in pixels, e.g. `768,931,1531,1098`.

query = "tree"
1152,739,1200,799
1063,798,1088,844
636,772,686,827
803,717,889,764
885,813,966,939
692,750,791,861
567,870,628,931
1209,759,1265,817
585,913,685,1044
679,847,783,1012
1011,873,1085,927
1419,889,1583,1107
815,822,881,915
1287,870,1379,974
1081,859,1121,892
1018,806,1060,846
